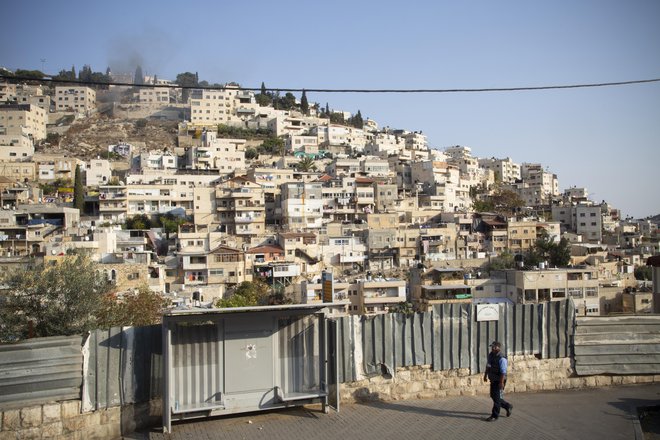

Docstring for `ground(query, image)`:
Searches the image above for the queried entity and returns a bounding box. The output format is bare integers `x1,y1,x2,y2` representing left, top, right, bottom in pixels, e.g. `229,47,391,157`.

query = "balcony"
235,216,255,223
99,192,126,200
100,203,127,211
363,291,405,304
339,254,365,263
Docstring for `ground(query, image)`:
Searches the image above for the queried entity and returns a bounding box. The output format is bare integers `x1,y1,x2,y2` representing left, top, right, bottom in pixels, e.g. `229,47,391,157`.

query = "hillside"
40,114,179,160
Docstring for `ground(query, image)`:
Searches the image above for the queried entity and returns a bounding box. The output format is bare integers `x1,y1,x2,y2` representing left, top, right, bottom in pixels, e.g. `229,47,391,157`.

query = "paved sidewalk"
134,384,660,440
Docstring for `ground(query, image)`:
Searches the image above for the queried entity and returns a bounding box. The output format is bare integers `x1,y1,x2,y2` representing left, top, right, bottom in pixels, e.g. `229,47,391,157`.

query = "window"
568,288,583,298
551,288,566,298
585,288,597,297
209,269,224,276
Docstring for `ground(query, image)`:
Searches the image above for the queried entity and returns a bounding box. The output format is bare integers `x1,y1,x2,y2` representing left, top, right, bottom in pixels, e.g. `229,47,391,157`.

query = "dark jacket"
487,351,505,382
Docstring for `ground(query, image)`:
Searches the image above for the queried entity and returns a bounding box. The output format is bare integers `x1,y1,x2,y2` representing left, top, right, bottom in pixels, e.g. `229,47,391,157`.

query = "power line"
1,74,660,93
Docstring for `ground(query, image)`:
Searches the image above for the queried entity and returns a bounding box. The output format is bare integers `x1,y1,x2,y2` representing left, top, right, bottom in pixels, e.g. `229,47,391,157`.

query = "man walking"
483,341,512,421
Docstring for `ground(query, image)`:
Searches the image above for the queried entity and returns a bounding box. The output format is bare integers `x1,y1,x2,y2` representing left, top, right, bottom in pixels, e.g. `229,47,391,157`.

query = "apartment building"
373,182,398,213
478,157,521,183
520,163,559,202
321,235,367,271
327,158,360,177
575,204,603,243
300,275,406,315
361,158,392,178
0,205,79,257
0,104,47,141
503,267,600,315
131,151,178,172
419,224,460,262
186,131,245,174
85,158,112,186
0,127,34,161
411,161,460,202
507,220,538,255
34,155,85,182
400,131,428,152
99,173,222,222
138,87,170,104
176,227,247,300
55,86,96,114
0,82,17,102
364,132,402,158
8,84,51,111
214,176,266,237
189,85,257,127
475,215,508,255
0,161,36,182
273,232,321,278
281,182,324,230
409,267,473,311
286,134,319,154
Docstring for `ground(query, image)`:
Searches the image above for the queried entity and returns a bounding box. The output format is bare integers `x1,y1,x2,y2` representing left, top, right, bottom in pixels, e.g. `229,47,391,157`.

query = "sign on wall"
476,303,500,321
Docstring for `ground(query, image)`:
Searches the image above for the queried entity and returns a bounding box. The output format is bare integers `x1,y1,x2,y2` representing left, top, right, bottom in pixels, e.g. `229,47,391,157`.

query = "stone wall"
339,355,660,404
0,399,160,440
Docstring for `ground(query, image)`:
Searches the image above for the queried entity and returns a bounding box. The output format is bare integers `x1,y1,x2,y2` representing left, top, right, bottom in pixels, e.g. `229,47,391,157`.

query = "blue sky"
2,0,659,218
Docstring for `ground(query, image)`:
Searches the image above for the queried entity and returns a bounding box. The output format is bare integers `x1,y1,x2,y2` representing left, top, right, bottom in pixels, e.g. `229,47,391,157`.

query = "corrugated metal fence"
0,300,576,410
0,335,84,411
335,300,575,381
83,325,162,412
574,315,660,375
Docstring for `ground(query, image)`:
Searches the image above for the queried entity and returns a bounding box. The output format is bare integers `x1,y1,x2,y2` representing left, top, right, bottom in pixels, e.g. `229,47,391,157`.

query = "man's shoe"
486,416,497,422
506,405,513,417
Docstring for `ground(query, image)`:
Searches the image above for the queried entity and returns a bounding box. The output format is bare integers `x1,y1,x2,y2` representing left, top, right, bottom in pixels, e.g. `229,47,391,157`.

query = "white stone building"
55,86,96,114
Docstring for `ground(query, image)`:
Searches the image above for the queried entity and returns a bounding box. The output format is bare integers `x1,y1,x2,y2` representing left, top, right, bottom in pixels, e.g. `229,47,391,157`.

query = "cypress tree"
300,90,309,115
134,66,144,85
73,164,84,212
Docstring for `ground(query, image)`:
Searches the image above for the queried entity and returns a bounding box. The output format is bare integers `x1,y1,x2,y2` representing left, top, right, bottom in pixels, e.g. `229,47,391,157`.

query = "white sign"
476,304,500,322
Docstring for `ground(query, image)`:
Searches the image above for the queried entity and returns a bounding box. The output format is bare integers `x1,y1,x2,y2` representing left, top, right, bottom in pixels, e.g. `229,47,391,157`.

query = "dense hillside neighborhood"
0,68,658,336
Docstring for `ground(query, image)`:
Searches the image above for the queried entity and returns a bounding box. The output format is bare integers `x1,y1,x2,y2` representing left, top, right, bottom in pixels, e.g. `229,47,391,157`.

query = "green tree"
215,280,272,308
245,147,258,160
79,65,93,82
13,69,46,80
124,214,152,230
523,230,571,269
635,266,652,281
300,90,309,115
259,136,285,155
295,156,317,172
97,284,167,328
175,72,199,102
352,110,364,128
0,254,112,342
72,164,84,212
256,82,272,106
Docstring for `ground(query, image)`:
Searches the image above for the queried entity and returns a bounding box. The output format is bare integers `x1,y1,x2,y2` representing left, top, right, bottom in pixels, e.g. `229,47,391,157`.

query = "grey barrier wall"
0,335,84,411
574,315,660,375
83,325,162,412
0,299,579,411
334,300,575,379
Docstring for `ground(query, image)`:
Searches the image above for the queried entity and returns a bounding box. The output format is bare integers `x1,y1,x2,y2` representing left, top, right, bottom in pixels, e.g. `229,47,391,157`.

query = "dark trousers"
489,380,511,418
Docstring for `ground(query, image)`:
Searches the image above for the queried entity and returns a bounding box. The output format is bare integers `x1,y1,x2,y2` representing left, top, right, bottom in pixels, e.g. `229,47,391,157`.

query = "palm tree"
296,156,317,172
